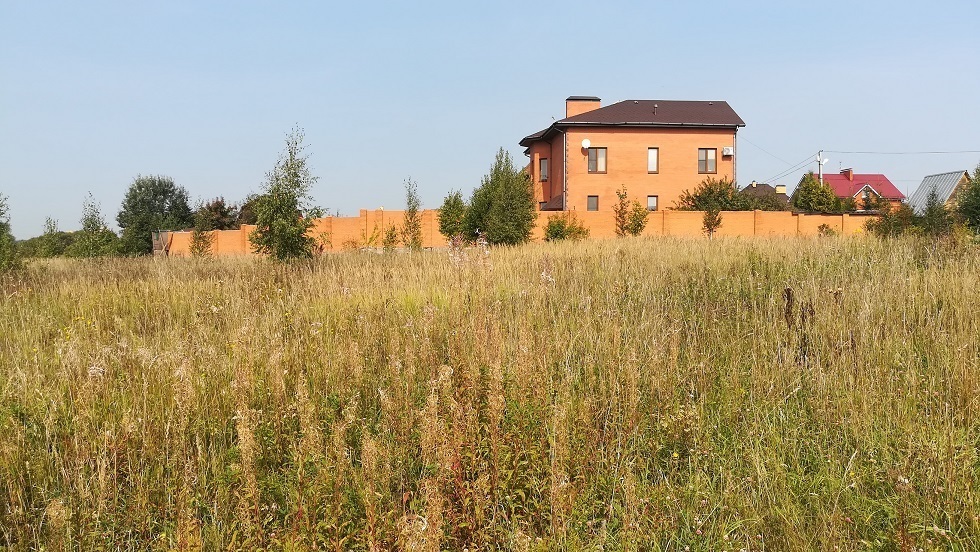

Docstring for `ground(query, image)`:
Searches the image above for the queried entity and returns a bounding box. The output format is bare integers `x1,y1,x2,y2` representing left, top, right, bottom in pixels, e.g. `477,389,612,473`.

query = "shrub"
613,186,649,237
676,177,750,211
544,212,589,242
792,172,849,214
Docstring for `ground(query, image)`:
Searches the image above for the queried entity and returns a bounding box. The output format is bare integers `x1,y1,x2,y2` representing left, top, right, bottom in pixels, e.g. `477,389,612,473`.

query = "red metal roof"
821,171,905,200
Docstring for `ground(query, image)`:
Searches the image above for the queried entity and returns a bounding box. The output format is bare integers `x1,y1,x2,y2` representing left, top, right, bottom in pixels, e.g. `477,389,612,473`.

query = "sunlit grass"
1,236,978,550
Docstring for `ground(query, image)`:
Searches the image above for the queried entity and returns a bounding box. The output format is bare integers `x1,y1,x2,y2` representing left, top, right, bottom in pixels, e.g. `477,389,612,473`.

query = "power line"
759,154,816,184
741,136,793,165
823,150,980,155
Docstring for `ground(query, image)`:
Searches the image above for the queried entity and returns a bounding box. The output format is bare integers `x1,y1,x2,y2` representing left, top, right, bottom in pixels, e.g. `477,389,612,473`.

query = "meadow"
1,236,978,550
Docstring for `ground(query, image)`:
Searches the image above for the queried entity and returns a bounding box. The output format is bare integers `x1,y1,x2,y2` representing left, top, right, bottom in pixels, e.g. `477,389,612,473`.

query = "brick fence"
165,209,876,256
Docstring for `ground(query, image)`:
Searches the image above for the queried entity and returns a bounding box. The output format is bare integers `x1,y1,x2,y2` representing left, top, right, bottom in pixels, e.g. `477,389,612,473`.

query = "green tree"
461,161,502,240
676,177,750,211
437,190,467,239
116,175,193,255
195,197,239,231
703,207,722,239
0,194,20,272
401,178,423,250
237,194,260,227
544,212,589,242
956,165,980,232
792,172,845,213
920,187,953,238
67,194,118,257
484,149,536,245
382,225,399,253
865,202,917,238
249,127,322,260
613,185,650,236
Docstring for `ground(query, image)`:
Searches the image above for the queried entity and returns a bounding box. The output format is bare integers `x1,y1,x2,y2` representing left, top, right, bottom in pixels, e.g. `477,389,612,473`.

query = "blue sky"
2,0,978,238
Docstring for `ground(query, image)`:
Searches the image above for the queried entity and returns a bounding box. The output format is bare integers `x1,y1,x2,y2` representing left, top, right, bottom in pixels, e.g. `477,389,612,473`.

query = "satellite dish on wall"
581,138,591,149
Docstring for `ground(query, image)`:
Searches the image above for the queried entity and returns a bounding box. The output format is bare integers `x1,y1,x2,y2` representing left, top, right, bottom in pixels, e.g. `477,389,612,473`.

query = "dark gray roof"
907,171,969,214
521,99,745,146
559,100,745,127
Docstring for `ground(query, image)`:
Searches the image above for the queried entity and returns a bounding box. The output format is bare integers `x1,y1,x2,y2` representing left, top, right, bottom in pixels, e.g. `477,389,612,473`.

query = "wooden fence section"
166,209,876,256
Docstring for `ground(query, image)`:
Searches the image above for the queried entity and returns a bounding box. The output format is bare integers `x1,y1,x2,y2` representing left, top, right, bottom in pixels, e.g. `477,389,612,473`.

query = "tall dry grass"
1,236,978,550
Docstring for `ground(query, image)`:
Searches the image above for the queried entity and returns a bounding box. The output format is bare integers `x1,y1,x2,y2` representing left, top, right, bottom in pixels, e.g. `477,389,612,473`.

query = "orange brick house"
519,96,745,212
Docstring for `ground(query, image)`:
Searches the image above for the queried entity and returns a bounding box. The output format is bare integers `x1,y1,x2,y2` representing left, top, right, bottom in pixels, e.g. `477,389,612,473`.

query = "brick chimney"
841,168,854,181
566,96,601,118
774,184,787,195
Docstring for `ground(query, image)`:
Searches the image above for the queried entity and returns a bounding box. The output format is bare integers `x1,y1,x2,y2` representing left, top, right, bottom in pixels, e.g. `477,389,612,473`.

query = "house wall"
560,127,737,213
165,210,876,257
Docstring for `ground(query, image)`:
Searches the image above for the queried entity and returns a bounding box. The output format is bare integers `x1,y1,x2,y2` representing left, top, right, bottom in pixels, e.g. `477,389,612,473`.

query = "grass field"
1,237,979,550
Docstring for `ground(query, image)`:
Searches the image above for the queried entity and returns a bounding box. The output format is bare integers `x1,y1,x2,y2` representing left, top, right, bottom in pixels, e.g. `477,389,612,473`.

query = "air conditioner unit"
722,147,735,156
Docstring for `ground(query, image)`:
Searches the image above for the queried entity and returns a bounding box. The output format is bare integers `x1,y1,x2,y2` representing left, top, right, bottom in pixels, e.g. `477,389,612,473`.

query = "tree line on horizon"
4,137,980,269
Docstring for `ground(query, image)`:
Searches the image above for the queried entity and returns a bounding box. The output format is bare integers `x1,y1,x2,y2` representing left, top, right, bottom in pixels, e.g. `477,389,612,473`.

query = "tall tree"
249,127,322,260
485,149,536,245
195,197,239,231
401,178,423,250
116,175,193,255
0,194,20,272
957,165,980,232
791,172,845,213
437,190,467,239
67,193,118,257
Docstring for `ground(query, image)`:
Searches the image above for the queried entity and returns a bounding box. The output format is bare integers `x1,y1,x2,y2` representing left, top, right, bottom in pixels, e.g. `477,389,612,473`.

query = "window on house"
698,148,717,174
587,195,599,211
539,158,549,181
647,195,659,211
648,148,659,173
587,148,607,173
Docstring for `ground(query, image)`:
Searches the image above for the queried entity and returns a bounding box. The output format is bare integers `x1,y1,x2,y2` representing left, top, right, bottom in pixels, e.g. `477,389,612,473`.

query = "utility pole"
817,150,824,185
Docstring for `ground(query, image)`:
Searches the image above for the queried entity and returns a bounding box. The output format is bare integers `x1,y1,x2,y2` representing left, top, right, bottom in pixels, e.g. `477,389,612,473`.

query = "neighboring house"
519,96,745,212
740,181,789,207
816,169,905,210
906,170,971,215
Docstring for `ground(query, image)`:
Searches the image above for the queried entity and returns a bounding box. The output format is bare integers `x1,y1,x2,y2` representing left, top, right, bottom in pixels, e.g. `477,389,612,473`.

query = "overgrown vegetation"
2,238,978,549
613,185,649,236
0,194,20,272
543,211,589,241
